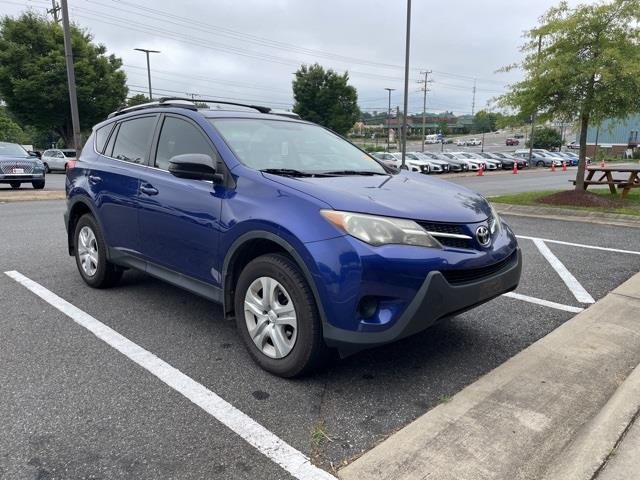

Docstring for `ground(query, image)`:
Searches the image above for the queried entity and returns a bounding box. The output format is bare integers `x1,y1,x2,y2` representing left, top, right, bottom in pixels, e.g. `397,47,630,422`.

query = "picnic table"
573,165,640,198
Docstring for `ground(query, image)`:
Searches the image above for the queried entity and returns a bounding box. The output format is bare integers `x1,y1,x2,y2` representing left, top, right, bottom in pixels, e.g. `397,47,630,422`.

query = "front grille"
417,221,473,250
0,161,34,174
441,251,517,285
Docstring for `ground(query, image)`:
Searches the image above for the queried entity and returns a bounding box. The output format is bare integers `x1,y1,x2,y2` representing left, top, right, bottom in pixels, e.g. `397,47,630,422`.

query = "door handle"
88,175,102,185
140,184,159,196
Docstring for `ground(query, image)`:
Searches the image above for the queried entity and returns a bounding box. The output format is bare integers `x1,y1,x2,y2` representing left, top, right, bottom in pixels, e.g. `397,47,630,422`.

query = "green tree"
499,0,640,190
525,126,562,149
0,106,28,143
126,94,149,107
292,64,360,135
473,110,498,133
0,12,128,147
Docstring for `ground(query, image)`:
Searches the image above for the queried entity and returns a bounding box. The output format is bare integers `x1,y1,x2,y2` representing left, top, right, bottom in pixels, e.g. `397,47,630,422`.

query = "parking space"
2,201,640,478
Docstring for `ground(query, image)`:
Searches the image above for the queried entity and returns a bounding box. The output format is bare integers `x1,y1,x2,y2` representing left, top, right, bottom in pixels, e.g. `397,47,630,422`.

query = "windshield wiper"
260,168,320,177
320,170,388,176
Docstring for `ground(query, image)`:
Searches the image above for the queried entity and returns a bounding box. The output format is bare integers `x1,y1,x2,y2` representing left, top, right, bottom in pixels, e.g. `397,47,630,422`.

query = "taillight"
66,160,77,170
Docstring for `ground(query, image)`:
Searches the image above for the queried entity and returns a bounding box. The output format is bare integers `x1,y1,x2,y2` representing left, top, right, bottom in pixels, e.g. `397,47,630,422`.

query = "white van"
425,134,440,144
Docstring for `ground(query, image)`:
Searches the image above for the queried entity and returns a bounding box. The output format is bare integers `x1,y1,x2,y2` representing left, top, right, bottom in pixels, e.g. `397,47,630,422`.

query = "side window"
155,117,216,171
55,151,65,158
42,150,51,157
95,124,114,154
111,116,157,164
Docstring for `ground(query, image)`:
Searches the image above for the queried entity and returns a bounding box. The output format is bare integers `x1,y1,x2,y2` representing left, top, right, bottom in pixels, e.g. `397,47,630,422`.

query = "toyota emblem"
476,225,491,246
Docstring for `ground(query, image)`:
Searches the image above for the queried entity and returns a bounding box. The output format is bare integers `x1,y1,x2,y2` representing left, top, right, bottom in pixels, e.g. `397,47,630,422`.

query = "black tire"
9,181,20,189
44,163,50,173
536,160,545,167
74,214,123,288
32,180,45,189
234,253,329,377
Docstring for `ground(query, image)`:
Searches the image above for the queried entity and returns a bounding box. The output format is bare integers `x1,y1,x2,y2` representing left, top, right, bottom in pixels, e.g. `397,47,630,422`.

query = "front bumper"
0,173,45,183
323,247,522,355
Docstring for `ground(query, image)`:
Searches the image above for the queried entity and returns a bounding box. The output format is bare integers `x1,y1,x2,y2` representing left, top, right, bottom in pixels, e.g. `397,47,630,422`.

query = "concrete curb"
493,203,640,229
541,362,640,480
339,273,640,480
0,191,65,203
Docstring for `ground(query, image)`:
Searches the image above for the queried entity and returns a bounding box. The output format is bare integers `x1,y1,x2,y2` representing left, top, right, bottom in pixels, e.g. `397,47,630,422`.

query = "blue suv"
65,98,521,377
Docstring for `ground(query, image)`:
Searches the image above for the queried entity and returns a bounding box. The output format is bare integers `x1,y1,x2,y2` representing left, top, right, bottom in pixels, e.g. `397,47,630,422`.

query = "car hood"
0,155,37,164
264,172,491,223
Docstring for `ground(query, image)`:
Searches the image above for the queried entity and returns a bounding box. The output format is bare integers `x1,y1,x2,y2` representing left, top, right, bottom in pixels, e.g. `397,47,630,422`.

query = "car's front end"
0,142,46,188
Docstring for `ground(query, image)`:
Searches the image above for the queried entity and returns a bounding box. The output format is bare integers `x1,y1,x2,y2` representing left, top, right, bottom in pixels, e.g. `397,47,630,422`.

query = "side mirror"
168,153,222,182
28,151,38,157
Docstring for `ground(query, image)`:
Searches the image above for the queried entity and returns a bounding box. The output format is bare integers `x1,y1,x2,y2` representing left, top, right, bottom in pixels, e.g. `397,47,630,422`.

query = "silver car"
41,148,77,172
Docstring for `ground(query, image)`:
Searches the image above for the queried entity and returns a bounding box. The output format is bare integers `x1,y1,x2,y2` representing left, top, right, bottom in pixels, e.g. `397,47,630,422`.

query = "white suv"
41,149,77,172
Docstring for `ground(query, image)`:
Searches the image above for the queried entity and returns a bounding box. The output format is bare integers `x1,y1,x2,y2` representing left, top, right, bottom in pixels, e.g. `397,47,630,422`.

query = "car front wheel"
32,180,45,189
74,214,123,288
536,160,545,167
234,253,329,377
9,182,20,189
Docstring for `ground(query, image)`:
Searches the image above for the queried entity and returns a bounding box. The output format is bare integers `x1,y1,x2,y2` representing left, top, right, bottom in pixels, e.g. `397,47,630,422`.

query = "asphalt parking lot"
2,199,640,479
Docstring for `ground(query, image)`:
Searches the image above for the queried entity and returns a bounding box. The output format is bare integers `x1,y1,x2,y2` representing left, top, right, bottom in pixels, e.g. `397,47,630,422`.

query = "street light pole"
528,34,543,164
60,0,81,151
134,48,160,99
400,0,412,169
385,88,395,152
418,70,432,152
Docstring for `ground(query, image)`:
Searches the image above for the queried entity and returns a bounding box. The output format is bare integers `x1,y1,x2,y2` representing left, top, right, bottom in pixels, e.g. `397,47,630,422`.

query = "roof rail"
107,99,197,118
107,97,271,119
157,96,271,114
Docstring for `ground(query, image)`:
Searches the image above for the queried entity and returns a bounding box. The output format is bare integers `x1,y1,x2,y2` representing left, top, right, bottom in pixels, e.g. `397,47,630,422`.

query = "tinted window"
63,151,76,158
95,125,113,153
111,116,157,164
155,117,215,170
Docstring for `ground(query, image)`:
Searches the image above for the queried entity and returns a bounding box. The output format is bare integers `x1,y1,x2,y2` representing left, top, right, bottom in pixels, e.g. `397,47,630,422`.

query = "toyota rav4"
65,98,522,377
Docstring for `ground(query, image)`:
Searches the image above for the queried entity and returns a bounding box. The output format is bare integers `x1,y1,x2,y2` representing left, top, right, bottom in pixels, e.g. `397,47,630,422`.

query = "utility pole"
134,48,160,99
528,34,543,164
471,79,477,116
400,0,412,169
48,0,61,22
60,0,81,151
385,88,395,152
418,70,432,152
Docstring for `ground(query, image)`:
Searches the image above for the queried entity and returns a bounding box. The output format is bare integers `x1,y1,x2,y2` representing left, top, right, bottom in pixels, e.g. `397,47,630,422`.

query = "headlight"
488,202,502,235
320,210,442,248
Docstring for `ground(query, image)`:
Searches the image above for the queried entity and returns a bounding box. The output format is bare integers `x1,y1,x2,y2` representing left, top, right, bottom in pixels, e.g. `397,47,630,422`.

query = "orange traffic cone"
551,161,556,172
562,161,567,172
477,164,484,176
600,159,605,168
512,162,518,174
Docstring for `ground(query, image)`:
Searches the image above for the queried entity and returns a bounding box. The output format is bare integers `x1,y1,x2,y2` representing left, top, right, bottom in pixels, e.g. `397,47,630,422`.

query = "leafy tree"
0,106,28,143
525,126,562,149
473,110,498,133
0,12,128,148
126,94,149,107
292,64,360,135
499,0,640,190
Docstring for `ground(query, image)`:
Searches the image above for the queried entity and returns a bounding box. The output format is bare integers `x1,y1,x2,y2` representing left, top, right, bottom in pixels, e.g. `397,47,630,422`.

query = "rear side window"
155,117,215,171
110,116,157,164
95,125,113,154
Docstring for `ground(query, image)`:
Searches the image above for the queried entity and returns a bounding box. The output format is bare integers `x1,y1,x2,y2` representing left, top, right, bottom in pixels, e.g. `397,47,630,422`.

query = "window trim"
100,114,159,166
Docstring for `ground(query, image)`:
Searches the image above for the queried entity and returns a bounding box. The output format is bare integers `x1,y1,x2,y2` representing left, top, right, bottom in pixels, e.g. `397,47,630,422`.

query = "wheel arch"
66,196,104,257
222,231,328,329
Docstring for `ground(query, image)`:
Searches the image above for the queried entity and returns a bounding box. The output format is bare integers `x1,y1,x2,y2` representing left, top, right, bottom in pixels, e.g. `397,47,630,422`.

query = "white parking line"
530,238,595,304
4,270,337,480
502,292,584,314
517,235,640,256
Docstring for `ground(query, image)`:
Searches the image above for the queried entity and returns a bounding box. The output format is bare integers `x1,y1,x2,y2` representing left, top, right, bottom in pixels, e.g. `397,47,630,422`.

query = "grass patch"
490,188,640,216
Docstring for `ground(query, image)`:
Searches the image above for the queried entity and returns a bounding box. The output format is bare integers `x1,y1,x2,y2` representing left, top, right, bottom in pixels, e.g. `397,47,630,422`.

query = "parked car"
513,133,525,139
455,139,466,146
41,148,77,172
442,152,478,171
513,149,562,167
0,141,46,189
389,152,430,174
409,152,450,173
420,152,466,172
487,152,528,169
466,138,482,146
65,98,521,377
455,152,493,170
567,141,580,150
506,138,519,146
371,151,398,168
562,151,590,164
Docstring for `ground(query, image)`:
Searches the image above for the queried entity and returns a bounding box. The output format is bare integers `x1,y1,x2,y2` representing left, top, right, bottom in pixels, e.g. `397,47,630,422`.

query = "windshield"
0,142,28,157
210,119,386,174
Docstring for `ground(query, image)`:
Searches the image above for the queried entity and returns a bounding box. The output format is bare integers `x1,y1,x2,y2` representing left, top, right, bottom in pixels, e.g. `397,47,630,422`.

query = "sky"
2,0,595,116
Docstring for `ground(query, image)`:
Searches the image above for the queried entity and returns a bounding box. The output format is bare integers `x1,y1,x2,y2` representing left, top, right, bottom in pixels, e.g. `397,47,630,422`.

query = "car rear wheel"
74,214,123,288
234,253,329,377
536,160,545,167
32,180,45,189
43,163,50,173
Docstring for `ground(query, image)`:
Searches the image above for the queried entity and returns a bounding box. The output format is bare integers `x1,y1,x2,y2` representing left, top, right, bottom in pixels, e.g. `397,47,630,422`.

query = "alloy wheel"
78,226,99,277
